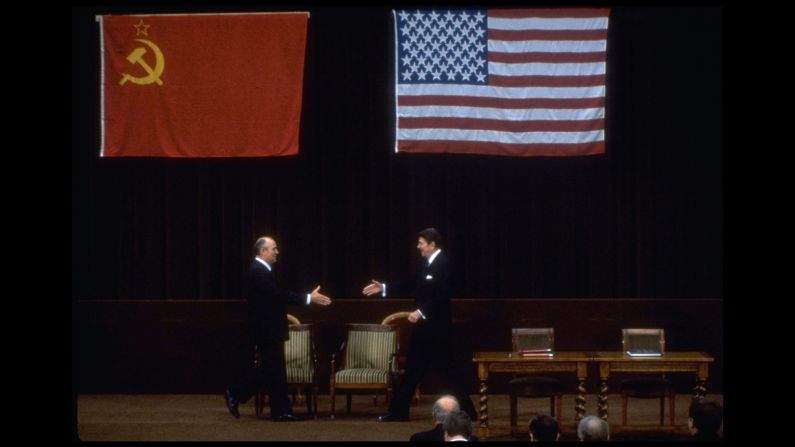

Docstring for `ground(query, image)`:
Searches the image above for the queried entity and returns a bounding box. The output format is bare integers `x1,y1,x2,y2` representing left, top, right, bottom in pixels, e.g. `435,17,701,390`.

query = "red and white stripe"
396,8,609,156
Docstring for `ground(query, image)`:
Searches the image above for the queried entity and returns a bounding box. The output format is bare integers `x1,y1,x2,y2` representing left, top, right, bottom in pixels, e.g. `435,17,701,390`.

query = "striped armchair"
380,311,420,405
255,314,318,418
329,323,398,419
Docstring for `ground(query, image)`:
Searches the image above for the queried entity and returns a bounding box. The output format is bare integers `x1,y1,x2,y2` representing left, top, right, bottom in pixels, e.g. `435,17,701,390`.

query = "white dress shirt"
380,249,441,320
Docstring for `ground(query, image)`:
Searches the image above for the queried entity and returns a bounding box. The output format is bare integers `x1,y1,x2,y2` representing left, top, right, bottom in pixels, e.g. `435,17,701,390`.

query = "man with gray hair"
577,416,609,441
410,395,460,441
225,236,332,422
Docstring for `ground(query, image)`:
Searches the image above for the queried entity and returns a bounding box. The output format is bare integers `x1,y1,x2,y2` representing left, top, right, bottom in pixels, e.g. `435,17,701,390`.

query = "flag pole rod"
96,11,309,21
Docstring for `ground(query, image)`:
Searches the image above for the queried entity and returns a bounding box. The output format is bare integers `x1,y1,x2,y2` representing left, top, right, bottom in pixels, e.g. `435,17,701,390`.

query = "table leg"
693,379,707,400
478,380,489,439
598,380,609,420
575,379,587,422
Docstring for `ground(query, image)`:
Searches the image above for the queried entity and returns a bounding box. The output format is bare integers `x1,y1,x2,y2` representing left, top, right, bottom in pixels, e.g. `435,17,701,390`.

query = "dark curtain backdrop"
72,6,722,300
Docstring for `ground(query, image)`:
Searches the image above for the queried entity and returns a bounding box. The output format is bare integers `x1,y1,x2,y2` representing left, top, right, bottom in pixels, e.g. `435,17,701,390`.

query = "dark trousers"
229,340,292,417
388,333,477,419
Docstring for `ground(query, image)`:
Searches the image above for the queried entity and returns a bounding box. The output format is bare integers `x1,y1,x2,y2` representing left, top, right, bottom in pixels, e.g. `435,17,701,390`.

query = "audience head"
443,410,472,441
433,395,460,425
529,414,560,441
577,416,609,442
688,398,723,436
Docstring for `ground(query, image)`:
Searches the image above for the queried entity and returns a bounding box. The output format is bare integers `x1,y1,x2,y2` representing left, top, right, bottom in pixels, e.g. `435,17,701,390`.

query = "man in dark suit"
363,228,476,422
688,398,723,441
529,414,560,441
411,395,479,442
225,236,331,421
443,410,474,442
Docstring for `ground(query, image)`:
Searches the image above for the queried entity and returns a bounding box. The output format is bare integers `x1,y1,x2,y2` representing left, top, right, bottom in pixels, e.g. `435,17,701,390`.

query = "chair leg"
668,390,676,426
261,390,268,418
621,395,628,426
330,386,336,420
305,385,312,414
509,393,518,431
414,386,421,406
659,397,665,426
549,396,555,417
373,394,378,406
555,394,562,421
313,385,319,418
346,393,352,414
297,387,304,405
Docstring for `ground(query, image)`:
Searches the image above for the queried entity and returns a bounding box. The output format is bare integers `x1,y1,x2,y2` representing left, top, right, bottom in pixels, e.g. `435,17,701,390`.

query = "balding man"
411,395,479,441
410,395,460,441
225,236,331,422
577,416,609,442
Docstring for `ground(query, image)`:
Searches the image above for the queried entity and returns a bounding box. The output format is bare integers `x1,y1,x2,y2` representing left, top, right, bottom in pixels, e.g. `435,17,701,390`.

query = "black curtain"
72,5,722,300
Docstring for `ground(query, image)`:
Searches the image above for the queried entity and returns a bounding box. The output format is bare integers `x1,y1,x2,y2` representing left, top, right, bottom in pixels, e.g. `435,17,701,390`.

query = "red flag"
99,13,308,157
394,8,609,156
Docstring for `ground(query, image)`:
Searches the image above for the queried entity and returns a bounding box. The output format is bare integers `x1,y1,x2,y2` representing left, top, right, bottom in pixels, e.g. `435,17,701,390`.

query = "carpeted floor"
75,393,723,441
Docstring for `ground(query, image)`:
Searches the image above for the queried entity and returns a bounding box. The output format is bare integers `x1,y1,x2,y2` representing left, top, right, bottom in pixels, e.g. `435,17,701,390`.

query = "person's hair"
443,410,472,439
253,237,270,256
577,416,609,442
418,227,442,247
689,398,723,434
432,395,459,424
529,414,559,441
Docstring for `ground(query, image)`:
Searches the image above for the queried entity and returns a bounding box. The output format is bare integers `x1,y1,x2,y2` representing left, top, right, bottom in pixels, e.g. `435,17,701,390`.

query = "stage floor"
75,393,723,441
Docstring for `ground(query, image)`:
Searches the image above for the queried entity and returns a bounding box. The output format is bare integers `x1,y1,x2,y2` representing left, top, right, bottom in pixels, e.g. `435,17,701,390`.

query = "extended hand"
310,285,331,306
362,279,383,296
408,310,422,323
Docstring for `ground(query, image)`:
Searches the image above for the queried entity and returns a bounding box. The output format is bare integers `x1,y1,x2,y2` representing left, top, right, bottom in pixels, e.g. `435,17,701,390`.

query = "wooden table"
472,352,591,439
592,351,714,422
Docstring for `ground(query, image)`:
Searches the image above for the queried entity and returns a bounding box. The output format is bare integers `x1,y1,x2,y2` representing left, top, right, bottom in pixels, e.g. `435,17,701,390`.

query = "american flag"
394,8,609,156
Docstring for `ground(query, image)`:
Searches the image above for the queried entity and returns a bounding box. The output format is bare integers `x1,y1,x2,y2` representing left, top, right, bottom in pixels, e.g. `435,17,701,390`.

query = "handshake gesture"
362,279,421,323
310,285,332,306
362,279,384,296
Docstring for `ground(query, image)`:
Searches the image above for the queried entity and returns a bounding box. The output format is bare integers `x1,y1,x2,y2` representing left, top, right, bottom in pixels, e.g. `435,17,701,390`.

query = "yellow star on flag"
133,19,150,36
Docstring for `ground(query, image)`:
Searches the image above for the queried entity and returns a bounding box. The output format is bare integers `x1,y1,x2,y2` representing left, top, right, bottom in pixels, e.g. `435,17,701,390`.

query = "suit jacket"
409,424,478,442
410,424,444,442
390,251,453,339
689,431,721,441
244,260,305,344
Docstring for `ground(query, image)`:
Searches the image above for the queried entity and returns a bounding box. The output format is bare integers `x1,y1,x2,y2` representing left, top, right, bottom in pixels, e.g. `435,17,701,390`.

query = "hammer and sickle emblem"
119,39,165,86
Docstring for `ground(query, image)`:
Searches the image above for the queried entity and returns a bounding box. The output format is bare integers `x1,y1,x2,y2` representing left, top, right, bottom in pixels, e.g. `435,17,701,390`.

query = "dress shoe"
377,412,409,422
224,389,240,419
273,413,302,422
